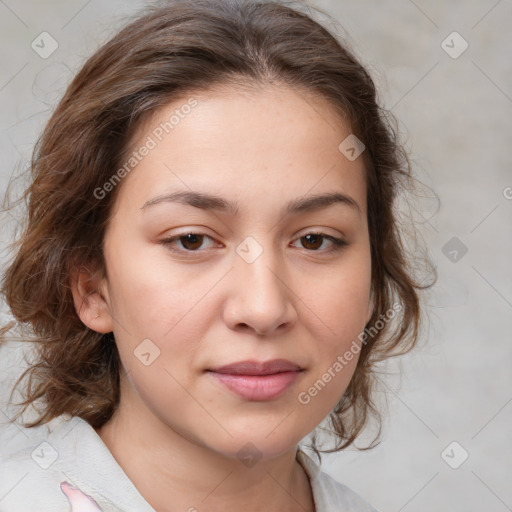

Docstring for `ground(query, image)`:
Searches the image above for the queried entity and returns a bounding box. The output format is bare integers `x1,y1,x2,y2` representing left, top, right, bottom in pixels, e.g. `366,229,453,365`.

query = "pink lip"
207,359,304,401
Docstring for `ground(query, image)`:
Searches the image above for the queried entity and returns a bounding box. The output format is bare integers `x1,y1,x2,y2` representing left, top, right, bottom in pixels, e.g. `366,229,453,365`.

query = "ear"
69,264,113,334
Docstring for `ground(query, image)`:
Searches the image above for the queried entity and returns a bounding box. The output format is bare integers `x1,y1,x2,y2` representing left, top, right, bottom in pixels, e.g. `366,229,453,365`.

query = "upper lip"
208,359,303,376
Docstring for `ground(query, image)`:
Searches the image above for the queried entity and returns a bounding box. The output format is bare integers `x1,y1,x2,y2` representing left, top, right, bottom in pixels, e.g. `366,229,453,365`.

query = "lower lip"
208,371,301,401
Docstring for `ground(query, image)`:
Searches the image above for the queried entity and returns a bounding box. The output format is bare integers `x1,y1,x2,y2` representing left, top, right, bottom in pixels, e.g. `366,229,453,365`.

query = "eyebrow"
141,190,361,217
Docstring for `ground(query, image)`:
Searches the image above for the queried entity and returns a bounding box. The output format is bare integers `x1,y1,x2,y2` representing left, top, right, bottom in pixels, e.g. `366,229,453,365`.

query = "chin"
201,423,305,463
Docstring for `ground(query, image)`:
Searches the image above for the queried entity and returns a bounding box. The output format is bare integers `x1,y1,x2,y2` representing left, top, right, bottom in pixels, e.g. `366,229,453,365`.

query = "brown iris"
179,233,205,251
300,234,323,250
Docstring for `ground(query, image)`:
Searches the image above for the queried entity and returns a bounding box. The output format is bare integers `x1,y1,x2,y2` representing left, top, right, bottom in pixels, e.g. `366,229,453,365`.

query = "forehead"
114,83,367,216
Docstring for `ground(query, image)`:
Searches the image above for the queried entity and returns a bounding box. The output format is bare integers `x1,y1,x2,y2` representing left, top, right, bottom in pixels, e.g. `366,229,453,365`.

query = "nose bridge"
236,234,286,300
226,234,295,334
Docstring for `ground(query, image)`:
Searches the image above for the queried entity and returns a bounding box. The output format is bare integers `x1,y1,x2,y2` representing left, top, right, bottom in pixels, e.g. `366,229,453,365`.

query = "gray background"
1,1,511,511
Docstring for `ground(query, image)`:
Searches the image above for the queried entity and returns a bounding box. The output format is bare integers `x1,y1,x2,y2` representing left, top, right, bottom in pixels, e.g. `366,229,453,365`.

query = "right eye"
160,232,220,253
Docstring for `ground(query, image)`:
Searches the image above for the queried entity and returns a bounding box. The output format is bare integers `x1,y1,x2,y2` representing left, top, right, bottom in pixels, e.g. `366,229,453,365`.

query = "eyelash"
160,231,348,255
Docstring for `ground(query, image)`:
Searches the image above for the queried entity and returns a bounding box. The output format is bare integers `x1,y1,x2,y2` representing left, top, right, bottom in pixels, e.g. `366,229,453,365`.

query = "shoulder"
0,414,148,512
296,448,380,512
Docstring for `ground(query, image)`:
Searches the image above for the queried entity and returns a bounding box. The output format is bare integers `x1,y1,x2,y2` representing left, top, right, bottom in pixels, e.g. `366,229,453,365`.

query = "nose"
222,242,298,336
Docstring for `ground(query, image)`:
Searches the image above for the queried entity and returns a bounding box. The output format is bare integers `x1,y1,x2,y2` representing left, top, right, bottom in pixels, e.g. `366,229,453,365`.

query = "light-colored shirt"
0,414,378,511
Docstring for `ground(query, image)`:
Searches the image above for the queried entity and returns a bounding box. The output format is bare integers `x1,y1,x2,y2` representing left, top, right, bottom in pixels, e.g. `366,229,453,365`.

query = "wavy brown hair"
1,0,435,459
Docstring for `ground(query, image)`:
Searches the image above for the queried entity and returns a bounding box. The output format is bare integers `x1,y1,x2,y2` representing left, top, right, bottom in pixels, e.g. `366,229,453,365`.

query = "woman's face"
90,84,372,459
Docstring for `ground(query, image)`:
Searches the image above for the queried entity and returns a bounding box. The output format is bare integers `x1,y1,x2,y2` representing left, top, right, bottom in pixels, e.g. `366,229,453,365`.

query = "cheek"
295,343,360,435
104,244,212,338
294,257,371,418
103,249,221,394
308,260,371,342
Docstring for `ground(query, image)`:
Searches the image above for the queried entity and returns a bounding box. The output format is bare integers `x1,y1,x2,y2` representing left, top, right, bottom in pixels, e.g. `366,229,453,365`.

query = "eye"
161,232,218,253
291,232,347,252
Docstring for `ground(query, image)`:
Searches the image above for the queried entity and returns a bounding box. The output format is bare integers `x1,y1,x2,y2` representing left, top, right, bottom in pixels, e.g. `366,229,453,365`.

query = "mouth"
206,359,304,401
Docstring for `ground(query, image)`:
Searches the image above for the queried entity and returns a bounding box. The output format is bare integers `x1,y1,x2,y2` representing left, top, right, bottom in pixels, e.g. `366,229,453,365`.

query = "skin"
71,83,372,512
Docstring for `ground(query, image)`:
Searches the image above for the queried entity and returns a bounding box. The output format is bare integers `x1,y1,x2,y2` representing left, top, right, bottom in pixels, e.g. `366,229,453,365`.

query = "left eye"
291,233,347,252
161,232,347,254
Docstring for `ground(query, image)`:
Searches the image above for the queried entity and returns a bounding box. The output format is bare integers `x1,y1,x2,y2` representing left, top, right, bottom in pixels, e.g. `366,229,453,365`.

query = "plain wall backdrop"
1,1,511,511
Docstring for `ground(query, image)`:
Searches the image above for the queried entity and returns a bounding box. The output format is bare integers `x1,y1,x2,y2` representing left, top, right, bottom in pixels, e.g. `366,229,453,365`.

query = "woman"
0,1,433,510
